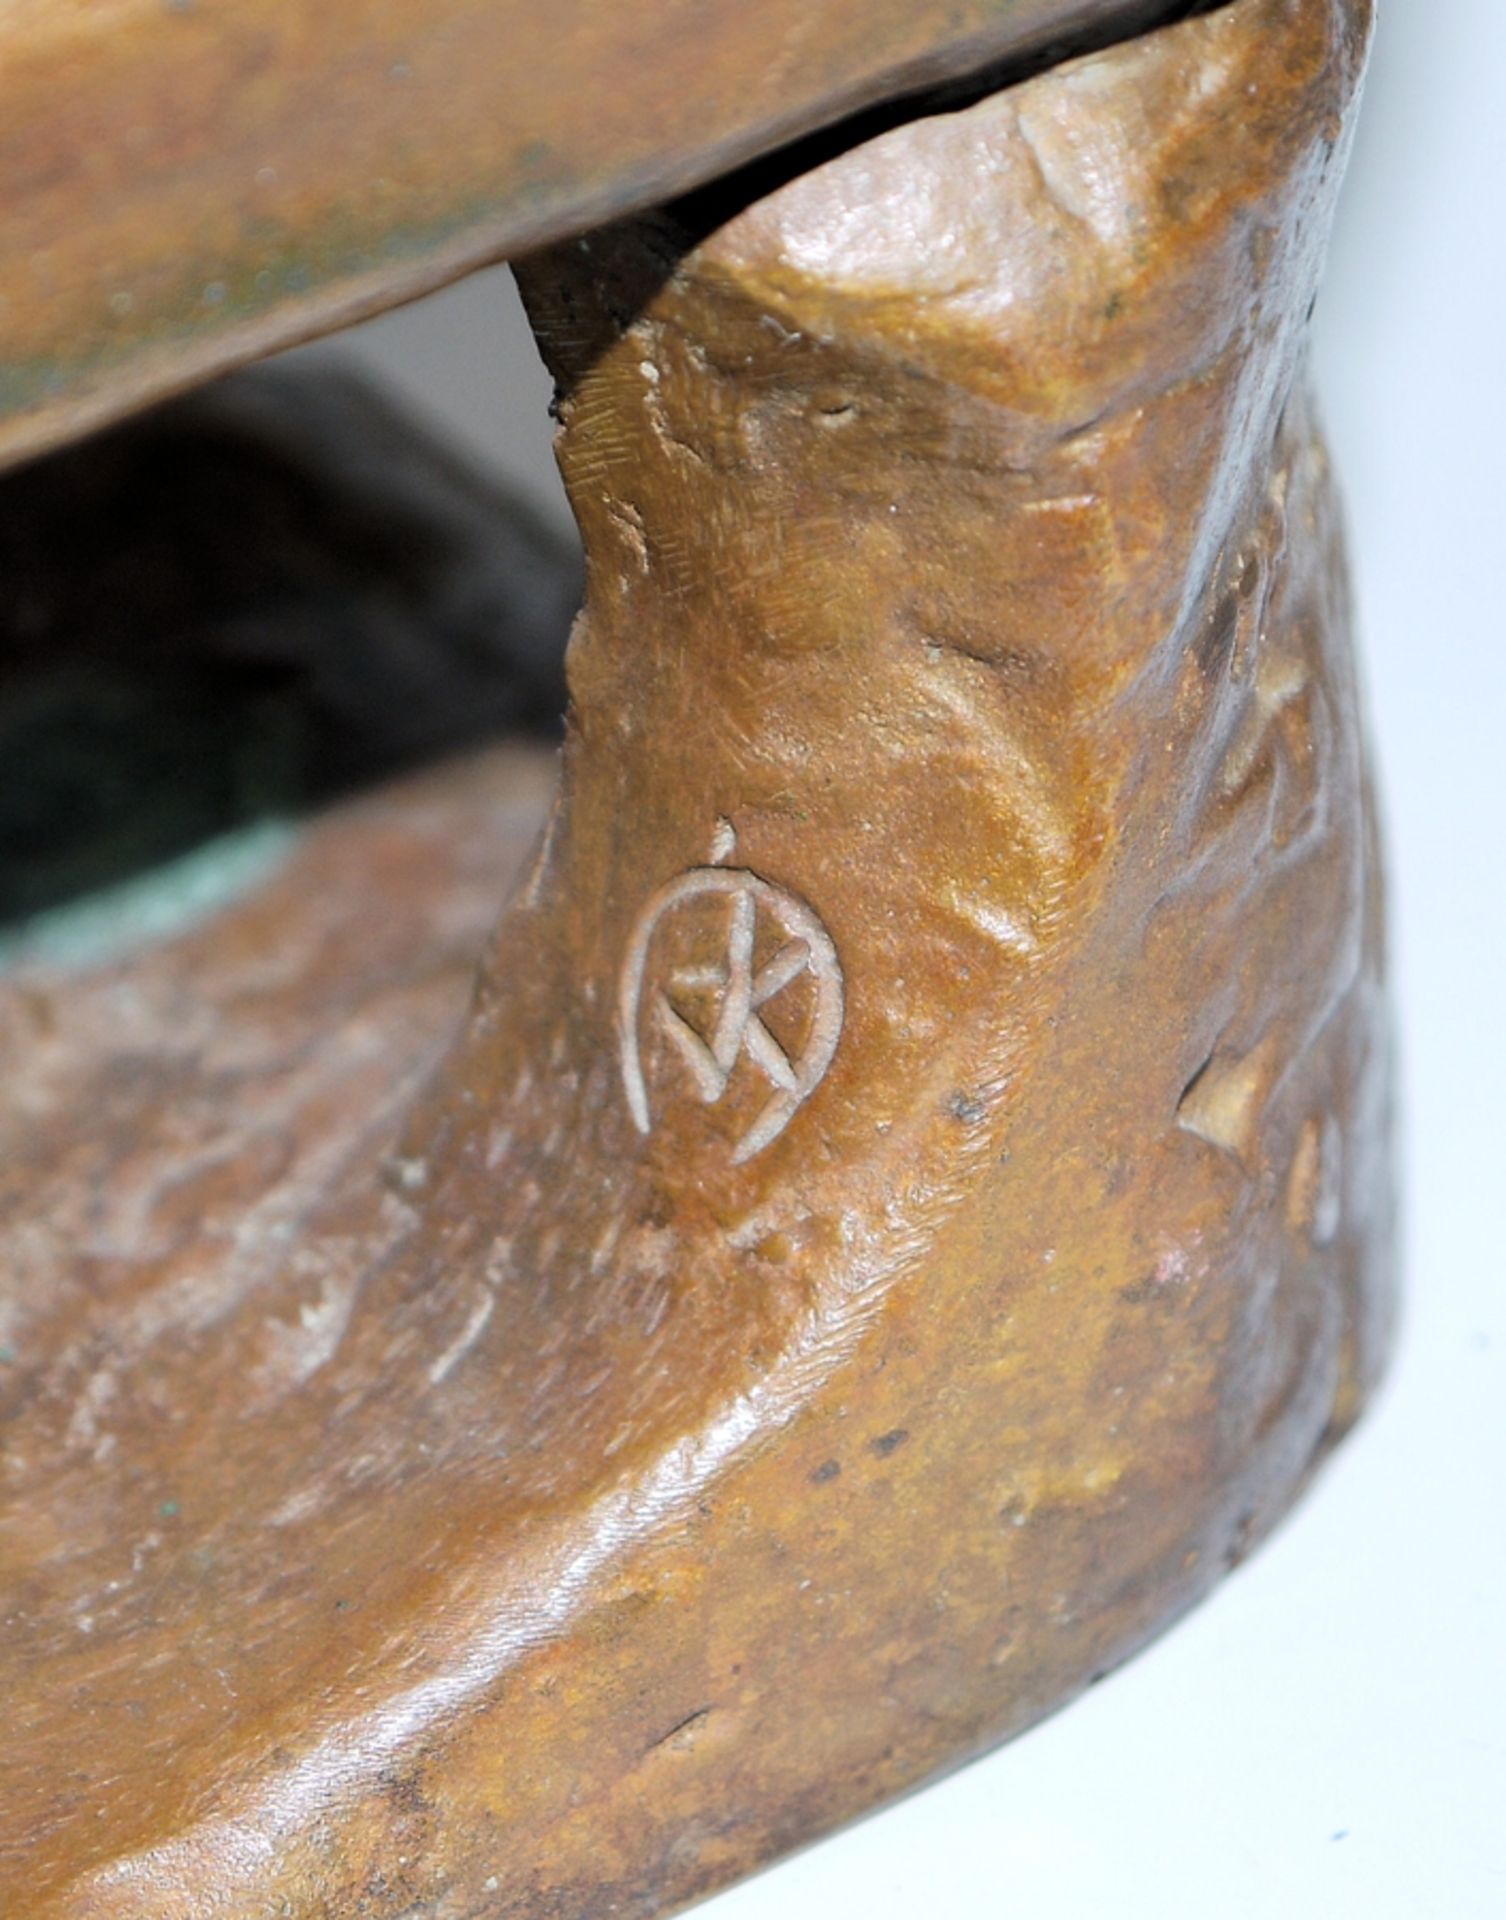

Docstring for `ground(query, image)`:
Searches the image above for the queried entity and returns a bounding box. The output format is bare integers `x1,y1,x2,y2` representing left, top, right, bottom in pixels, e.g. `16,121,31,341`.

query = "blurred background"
292,3,1502,1915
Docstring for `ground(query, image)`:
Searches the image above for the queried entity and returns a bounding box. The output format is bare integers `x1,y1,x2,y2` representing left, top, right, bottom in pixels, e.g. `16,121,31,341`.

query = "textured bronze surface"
0,0,1390,1914
0,0,1182,477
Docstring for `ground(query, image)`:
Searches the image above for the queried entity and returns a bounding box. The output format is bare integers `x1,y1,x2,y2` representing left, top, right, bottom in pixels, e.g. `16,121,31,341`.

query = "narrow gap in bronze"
667,0,1230,245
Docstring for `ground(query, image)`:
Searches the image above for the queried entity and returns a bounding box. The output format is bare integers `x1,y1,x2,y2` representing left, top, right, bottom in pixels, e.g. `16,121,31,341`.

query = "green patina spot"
0,668,302,974
0,819,296,974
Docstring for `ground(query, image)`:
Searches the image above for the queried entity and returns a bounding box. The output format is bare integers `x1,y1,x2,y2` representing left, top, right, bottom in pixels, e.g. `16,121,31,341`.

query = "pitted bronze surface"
0,1,1390,1914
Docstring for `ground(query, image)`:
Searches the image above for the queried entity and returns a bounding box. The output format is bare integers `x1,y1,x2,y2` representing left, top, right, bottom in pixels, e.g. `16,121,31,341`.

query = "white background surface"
307,3,1505,1912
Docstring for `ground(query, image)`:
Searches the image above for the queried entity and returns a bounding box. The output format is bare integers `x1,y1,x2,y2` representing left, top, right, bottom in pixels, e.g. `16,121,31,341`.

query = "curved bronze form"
0,0,1390,1913
0,0,1183,474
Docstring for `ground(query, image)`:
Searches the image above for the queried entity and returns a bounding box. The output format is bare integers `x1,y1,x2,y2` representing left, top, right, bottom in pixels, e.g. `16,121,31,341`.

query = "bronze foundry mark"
619,827,843,1164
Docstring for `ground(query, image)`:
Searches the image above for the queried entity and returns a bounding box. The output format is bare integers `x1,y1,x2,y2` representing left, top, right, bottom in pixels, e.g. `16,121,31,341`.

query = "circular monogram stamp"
618,826,844,1164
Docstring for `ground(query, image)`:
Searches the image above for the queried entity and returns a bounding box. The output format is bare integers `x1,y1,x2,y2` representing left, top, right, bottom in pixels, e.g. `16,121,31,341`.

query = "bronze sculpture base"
0,1,1391,1913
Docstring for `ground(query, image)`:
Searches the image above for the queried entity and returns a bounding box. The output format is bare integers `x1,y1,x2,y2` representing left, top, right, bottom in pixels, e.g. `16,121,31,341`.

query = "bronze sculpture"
0,0,1392,1913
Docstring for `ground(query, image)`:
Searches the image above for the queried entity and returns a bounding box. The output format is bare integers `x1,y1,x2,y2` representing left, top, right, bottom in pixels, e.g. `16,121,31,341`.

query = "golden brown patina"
0,0,1181,475
0,0,1390,1913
